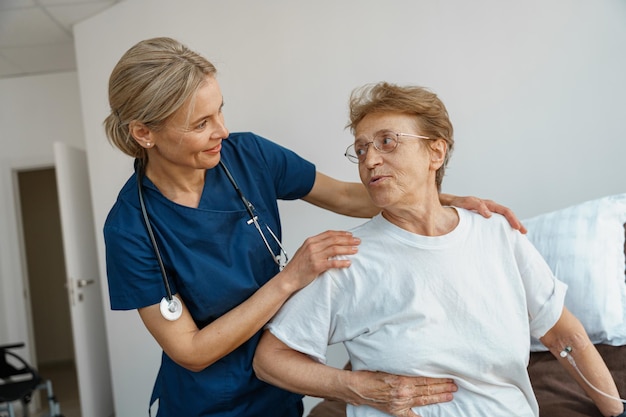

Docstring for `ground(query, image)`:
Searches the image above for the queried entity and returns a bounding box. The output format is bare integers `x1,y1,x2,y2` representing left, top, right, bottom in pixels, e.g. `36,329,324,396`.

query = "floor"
34,361,81,417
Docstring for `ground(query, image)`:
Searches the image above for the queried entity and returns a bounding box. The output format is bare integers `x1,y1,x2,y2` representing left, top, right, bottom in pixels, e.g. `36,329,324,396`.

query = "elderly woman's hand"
346,370,458,417
440,194,527,234
254,333,458,417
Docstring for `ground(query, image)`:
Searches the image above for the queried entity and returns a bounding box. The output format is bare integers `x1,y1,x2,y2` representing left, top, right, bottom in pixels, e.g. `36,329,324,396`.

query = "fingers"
309,230,361,258
410,388,455,407
411,376,456,389
280,230,360,289
372,386,455,417
456,195,527,234
386,379,456,417
353,371,457,417
452,195,492,218
473,198,493,218
482,200,527,234
396,410,421,417
296,231,359,271
406,377,457,402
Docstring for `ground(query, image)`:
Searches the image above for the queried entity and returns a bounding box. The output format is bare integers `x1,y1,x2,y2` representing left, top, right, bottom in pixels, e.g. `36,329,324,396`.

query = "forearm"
306,184,472,219
541,308,623,416
141,230,360,372
304,173,525,233
302,172,379,218
140,274,296,372
441,193,526,233
193,276,297,363
438,193,456,206
253,333,355,402
254,331,457,416
553,344,623,416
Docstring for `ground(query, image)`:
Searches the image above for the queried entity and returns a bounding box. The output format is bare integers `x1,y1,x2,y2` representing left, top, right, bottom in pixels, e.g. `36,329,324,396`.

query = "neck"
381,192,459,236
145,163,205,208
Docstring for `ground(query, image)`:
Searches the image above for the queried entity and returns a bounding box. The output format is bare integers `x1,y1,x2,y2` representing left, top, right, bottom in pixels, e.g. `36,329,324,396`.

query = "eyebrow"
355,129,394,141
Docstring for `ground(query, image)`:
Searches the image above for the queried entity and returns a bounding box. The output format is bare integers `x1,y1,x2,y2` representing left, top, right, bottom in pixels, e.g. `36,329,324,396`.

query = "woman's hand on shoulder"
440,193,527,234
277,230,360,293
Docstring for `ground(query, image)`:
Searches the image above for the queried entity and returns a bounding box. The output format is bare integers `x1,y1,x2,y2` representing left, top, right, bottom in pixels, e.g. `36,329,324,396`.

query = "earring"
146,142,152,148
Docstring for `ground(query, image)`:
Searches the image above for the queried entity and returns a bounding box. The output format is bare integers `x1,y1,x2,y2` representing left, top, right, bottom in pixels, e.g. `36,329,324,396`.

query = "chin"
369,196,391,210
199,153,221,168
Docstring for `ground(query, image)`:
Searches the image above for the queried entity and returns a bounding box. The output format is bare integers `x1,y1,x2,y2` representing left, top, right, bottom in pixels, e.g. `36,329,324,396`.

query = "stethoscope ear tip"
160,295,183,321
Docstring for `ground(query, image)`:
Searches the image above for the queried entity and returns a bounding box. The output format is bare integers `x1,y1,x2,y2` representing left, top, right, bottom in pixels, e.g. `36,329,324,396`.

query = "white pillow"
524,193,626,351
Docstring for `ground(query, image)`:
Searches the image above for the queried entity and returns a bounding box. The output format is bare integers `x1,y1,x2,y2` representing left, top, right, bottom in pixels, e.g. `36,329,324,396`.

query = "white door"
54,142,114,417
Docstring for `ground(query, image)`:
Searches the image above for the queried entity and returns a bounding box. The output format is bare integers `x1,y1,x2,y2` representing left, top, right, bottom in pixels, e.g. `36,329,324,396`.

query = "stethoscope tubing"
135,158,286,320
136,160,175,303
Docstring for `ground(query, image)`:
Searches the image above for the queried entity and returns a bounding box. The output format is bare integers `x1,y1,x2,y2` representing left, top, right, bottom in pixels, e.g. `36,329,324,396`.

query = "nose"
362,144,383,168
214,117,229,140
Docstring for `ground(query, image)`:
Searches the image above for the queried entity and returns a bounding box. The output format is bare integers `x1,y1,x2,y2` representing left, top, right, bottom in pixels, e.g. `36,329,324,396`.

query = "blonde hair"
103,37,217,161
347,82,454,191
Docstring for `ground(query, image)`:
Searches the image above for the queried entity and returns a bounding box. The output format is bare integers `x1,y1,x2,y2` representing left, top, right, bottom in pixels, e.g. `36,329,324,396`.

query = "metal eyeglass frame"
344,131,431,164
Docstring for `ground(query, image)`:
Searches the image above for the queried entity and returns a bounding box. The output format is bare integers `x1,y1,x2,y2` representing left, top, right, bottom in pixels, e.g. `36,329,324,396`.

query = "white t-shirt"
267,209,567,417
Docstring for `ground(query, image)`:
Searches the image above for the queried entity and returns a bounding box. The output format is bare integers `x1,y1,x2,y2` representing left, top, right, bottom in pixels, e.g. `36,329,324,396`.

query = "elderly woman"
253,82,624,417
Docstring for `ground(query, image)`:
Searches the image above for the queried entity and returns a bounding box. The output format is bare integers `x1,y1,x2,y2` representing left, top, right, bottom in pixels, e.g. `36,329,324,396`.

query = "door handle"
77,279,95,288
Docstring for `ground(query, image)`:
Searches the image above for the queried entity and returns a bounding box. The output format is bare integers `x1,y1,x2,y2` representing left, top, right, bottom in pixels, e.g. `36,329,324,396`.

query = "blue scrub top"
104,132,315,416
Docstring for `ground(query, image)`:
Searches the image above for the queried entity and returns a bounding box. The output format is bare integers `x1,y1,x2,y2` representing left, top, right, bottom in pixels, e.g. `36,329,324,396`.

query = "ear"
129,121,155,149
429,138,447,170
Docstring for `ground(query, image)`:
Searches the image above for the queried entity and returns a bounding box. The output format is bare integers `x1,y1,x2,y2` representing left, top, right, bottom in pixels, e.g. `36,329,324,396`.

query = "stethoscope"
136,159,288,321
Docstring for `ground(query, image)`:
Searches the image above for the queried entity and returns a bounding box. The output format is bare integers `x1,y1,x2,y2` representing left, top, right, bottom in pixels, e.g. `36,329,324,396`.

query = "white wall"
0,72,86,361
73,0,626,416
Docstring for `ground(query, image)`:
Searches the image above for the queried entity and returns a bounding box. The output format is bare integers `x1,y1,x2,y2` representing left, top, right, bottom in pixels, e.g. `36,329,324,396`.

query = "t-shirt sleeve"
104,203,171,311
251,133,316,200
515,233,568,339
266,272,338,363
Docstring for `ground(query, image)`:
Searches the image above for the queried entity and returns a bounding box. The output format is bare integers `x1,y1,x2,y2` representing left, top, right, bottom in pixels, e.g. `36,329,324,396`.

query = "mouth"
204,142,222,154
369,175,388,185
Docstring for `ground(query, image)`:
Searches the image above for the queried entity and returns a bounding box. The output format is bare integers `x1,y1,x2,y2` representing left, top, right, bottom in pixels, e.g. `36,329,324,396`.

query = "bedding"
524,193,626,350
306,195,626,417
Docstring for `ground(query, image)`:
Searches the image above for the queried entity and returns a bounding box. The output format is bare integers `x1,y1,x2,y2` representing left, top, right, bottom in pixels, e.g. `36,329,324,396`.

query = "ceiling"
0,0,122,79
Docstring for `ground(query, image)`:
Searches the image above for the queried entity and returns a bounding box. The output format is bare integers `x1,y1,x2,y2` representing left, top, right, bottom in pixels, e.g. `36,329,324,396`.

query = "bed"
307,193,626,417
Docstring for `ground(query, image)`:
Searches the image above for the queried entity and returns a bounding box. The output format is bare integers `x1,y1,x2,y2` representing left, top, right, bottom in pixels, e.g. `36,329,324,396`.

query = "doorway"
16,167,81,417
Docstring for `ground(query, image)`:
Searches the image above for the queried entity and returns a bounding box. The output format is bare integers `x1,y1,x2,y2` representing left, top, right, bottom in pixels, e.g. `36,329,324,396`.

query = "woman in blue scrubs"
102,37,525,417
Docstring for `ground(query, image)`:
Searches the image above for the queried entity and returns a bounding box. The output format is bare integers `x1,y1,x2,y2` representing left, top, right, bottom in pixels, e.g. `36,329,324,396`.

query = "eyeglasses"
344,131,431,164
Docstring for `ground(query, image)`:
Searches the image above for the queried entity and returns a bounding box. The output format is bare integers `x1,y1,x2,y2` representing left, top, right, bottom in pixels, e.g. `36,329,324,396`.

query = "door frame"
9,157,54,362
5,157,58,413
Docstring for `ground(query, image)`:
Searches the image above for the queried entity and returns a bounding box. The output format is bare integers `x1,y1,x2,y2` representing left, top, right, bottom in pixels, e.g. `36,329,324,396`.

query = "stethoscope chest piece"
160,295,183,321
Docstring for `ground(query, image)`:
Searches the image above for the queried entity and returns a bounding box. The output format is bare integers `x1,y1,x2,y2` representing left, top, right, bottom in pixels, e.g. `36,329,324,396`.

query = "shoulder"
224,132,309,165
226,131,311,161
224,131,260,143
335,216,394,264
350,216,385,238
104,173,140,229
225,131,277,152
456,207,511,230
453,207,527,246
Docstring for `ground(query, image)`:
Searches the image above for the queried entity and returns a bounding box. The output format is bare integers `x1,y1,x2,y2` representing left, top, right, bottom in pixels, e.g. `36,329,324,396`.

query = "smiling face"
135,75,229,176
355,111,443,211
